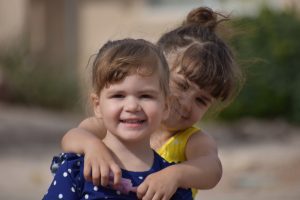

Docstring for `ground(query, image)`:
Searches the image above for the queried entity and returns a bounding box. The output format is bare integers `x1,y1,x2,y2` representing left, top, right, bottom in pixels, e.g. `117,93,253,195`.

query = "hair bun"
185,7,219,30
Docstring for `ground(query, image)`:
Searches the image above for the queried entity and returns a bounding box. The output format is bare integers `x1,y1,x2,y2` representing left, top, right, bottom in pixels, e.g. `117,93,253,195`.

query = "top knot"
184,7,224,31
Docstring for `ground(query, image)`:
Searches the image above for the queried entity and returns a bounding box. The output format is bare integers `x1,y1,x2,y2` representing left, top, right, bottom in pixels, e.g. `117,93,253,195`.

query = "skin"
96,73,167,145
61,69,222,200
92,73,168,173
136,73,221,200
162,73,212,132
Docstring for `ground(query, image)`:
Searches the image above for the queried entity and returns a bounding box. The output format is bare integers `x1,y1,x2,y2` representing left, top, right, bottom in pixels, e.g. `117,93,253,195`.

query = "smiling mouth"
120,119,147,129
120,119,146,124
180,115,190,120
172,108,189,120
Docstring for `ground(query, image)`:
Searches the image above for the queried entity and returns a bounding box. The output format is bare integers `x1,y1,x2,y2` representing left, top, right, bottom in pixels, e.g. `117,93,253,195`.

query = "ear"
162,96,170,121
91,93,102,118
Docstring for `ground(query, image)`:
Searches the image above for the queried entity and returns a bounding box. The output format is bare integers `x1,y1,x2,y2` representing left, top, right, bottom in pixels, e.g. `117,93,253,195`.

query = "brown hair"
157,7,244,103
92,38,169,96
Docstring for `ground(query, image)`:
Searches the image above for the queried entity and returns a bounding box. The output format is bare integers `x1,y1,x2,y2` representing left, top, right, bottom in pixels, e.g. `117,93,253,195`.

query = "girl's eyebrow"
105,89,123,94
106,88,160,95
137,88,160,95
195,88,213,102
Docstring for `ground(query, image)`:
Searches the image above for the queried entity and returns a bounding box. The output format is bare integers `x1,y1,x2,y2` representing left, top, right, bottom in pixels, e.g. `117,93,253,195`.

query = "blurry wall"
1,0,300,107
75,0,184,86
28,0,78,67
2,0,299,68
0,0,28,49
1,0,299,66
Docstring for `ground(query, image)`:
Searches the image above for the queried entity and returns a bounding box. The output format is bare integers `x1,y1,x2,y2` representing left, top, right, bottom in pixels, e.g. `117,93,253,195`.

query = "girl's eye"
196,97,207,106
111,94,124,98
140,94,153,99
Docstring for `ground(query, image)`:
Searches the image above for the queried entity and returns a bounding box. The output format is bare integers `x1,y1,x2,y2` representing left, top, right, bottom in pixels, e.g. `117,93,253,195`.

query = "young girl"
43,38,192,200
60,7,243,200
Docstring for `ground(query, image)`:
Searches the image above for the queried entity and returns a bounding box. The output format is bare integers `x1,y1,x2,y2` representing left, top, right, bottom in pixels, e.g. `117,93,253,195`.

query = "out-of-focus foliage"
1,6,300,121
0,46,80,111
221,7,300,123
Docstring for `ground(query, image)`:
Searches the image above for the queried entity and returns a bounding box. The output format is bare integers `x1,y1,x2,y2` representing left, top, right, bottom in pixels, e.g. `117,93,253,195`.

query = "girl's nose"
178,96,192,116
171,95,191,118
124,97,141,112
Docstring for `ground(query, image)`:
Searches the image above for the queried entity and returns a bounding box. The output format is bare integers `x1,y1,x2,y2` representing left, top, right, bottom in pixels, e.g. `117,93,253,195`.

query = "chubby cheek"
147,105,165,127
100,102,120,120
168,96,181,115
192,106,209,122
191,111,204,124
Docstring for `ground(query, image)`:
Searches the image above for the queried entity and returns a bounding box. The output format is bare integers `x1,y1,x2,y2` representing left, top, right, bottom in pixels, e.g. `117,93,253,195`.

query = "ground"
0,103,300,200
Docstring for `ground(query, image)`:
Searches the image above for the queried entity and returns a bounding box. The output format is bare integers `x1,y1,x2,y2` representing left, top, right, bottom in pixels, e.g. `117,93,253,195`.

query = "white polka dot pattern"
43,152,192,200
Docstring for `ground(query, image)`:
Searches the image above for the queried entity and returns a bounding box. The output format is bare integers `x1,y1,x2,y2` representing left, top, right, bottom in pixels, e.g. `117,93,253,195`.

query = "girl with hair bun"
58,6,244,200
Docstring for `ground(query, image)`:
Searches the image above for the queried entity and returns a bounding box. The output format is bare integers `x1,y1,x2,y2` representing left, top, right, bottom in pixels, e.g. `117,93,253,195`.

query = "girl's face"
93,73,168,142
163,72,213,132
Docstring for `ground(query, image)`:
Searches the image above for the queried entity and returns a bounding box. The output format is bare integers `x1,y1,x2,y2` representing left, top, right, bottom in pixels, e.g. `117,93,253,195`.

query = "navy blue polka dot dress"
43,152,192,200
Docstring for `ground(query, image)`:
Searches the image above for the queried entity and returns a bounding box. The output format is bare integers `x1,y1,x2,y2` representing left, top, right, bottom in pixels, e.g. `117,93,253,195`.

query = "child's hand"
137,167,180,200
83,139,122,187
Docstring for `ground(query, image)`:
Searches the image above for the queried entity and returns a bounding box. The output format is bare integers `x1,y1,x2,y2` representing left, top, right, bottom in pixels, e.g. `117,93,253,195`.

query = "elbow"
60,128,76,151
206,159,223,189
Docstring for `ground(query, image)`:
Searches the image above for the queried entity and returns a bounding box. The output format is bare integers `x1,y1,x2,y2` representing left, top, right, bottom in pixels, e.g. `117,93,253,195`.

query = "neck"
150,127,180,150
103,132,154,171
160,123,181,135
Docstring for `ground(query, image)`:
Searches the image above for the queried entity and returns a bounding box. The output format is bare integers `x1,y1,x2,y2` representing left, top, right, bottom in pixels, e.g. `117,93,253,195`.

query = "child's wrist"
167,165,183,188
84,138,104,154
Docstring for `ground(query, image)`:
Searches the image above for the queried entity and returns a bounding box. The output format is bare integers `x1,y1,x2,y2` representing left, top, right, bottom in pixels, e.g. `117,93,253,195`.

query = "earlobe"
91,93,102,118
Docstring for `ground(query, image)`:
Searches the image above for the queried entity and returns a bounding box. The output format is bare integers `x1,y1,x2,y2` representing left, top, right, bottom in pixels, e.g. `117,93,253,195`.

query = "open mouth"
180,115,190,120
120,119,146,124
172,108,189,120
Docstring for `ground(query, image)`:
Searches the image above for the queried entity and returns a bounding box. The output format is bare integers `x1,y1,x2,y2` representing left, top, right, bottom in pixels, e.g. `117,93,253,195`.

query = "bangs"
94,44,164,93
92,38,170,96
104,54,158,87
178,43,235,101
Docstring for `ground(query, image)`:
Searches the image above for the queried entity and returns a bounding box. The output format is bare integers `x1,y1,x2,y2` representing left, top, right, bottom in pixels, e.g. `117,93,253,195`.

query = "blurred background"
0,0,300,199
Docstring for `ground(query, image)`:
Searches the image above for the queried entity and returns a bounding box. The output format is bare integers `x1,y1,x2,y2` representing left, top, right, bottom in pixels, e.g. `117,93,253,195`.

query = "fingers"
161,195,170,200
137,182,148,199
161,192,172,200
100,164,110,187
141,188,155,200
111,164,122,185
83,161,92,182
91,163,100,186
139,187,172,200
151,192,163,200
140,190,173,200
84,155,122,188
136,172,177,200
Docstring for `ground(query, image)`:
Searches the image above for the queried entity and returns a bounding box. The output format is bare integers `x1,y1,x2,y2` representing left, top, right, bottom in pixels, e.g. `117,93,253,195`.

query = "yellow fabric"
157,126,199,198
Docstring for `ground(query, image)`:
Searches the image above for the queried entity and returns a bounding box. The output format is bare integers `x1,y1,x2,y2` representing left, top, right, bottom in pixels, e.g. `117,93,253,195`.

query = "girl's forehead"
107,73,161,88
170,72,213,100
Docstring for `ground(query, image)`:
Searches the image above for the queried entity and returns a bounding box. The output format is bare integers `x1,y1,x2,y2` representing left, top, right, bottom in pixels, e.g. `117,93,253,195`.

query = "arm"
137,131,221,200
61,117,122,187
171,130,222,189
61,117,106,153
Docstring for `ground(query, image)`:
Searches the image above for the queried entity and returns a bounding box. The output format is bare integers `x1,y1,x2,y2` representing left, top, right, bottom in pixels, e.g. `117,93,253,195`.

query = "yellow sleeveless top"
157,126,199,198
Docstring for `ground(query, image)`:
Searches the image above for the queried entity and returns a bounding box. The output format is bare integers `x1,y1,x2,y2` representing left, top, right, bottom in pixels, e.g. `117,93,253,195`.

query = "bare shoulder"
186,129,219,158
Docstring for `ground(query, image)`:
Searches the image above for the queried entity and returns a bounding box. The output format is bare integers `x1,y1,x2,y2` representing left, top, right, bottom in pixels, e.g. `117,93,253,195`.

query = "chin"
169,123,191,132
118,132,151,142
